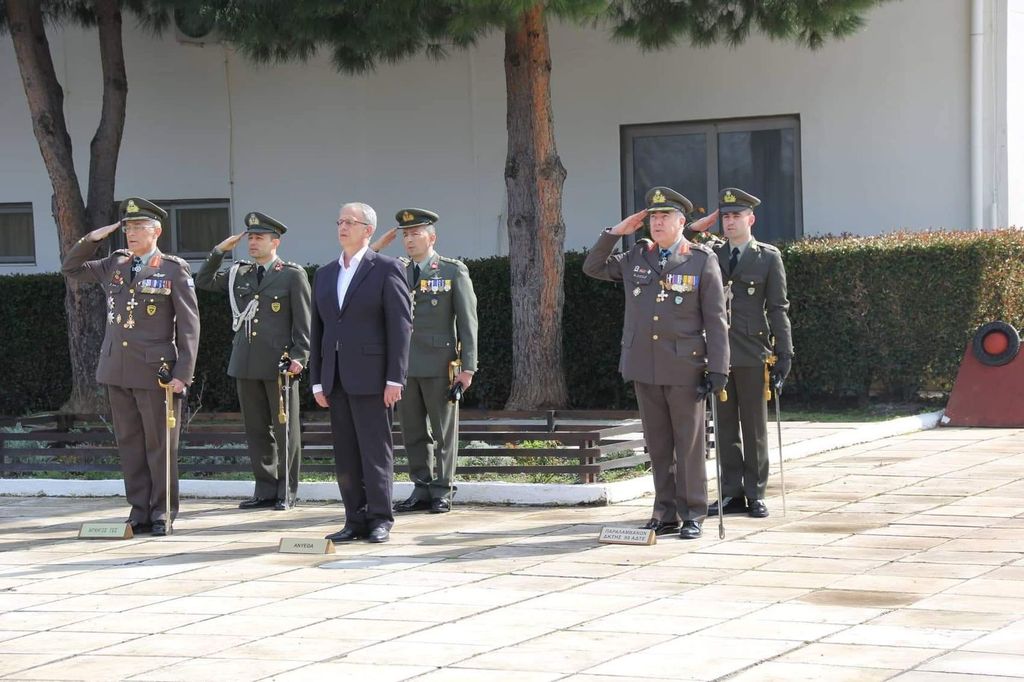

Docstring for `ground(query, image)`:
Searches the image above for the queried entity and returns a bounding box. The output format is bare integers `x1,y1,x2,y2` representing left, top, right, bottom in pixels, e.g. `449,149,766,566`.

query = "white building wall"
0,0,1009,274
1007,0,1024,227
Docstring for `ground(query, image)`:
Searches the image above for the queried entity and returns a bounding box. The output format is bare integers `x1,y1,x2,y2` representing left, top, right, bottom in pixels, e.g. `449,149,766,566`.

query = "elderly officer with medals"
584,187,729,539
693,188,793,518
61,198,200,536
371,208,478,513
195,212,311,510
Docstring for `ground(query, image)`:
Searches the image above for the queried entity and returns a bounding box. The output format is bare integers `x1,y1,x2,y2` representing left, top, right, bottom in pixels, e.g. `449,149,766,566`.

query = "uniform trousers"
634,381,707,522
107,385,182,524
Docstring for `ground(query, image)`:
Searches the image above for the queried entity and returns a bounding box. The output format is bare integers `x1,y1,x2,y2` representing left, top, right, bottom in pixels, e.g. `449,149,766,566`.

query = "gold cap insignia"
402,211,415,224
651,190,666,204
723,191,737,204
247,213,259,226
126,200,139,214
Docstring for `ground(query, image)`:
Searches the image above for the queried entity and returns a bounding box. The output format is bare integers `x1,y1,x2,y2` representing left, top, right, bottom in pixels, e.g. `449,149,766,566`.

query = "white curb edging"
0,410,943,506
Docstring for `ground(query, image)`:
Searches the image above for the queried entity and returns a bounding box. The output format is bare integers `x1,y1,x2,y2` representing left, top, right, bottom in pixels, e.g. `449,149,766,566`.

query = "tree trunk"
5,0,124,414
503,6,569,410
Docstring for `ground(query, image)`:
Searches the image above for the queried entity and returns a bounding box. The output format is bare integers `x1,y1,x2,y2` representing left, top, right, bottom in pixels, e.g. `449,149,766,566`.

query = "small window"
158,200,230,258
111,200,230,258
0,203,36,264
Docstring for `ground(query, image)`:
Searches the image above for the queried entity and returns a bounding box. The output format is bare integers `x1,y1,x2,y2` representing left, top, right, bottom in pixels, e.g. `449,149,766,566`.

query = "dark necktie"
129,256,142,282
256,265,265,285
412,263,421,290
729,247,739,274
658,248,671,268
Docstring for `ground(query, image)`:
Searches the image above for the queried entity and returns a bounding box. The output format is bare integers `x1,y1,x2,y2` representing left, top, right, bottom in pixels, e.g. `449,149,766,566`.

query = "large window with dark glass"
621,116,802,244
0,203,36,264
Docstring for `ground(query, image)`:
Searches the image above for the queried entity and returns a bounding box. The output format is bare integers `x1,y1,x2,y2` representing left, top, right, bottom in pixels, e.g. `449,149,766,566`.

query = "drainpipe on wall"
971,0,985,230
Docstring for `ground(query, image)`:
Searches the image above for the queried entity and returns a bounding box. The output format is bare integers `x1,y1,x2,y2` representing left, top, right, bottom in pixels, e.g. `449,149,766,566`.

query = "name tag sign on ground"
278,538,336,554
598,526,656,546
78,522,133,539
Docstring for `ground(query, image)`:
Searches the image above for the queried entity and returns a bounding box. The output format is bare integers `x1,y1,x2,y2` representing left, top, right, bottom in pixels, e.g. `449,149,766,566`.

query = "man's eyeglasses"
336,218,370,227
121,222,156,233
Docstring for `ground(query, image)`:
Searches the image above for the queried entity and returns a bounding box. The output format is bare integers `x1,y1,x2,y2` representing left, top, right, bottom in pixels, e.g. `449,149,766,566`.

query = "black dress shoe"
748,499,769,518
238,497,276,510
325,527,364,542
127,520,152,535
640,519,680,535
707,496,748,516
150,520,170,537
393,496,432,513
430,498,451,514
274,498,295,511
367,526,390,543
679,520,702,540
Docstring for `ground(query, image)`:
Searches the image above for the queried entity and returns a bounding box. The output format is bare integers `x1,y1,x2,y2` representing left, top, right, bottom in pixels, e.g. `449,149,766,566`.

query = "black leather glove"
447,381,464,403
697,372,729,401
771,354,792,390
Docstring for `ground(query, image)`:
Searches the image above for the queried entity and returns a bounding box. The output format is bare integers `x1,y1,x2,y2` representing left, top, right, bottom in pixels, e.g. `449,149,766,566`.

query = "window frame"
0,202,37,265
620,114,803,240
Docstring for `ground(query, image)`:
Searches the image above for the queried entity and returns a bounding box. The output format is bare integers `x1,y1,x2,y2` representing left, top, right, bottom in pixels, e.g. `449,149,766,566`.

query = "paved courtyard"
1,426,1023,681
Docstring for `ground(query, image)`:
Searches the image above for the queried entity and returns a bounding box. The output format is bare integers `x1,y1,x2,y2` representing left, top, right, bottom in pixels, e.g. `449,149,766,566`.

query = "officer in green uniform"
371,208,478,513
195,212,312,510
584,187,729,539
62,198,200,536
701,188,793,518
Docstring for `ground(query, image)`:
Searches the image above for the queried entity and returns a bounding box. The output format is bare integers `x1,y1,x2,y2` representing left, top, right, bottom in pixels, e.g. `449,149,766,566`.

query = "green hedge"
2,230,1023,415
784,230,1024,402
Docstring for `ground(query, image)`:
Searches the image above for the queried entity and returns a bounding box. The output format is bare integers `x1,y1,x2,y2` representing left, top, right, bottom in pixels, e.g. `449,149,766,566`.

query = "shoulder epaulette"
113,248,131,257
760,243,781,253
283,260,304,269
438,255,463,265
398,256,411,265
162,254,188,266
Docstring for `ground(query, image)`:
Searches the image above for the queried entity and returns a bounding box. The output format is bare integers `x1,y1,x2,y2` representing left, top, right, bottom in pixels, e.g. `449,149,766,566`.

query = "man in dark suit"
310,202,413,544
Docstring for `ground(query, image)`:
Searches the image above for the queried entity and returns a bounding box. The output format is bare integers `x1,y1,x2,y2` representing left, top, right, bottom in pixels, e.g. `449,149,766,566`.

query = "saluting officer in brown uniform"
195,212,312,511
62,198,200,536
701,188,793,519
584,187,729,539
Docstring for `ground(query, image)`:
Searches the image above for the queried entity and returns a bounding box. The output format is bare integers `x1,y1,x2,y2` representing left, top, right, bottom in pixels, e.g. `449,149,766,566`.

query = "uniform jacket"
309,249,413,396
583,231,729,384
403,252,478,378
714,238,793,367
194,250,312,381
62,237,200,389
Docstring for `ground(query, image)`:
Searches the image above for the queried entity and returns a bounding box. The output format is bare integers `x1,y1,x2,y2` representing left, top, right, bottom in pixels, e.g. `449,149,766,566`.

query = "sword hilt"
157,364,177,428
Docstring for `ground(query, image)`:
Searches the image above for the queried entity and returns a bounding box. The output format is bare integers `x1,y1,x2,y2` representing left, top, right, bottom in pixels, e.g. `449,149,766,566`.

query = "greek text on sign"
597,526,656,545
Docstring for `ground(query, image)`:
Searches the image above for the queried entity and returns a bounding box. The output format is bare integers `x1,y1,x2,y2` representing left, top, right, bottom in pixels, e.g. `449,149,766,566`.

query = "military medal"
675,296,683,305
111,271,124,287
271,302,281,312
124,293,138,329
146,304,157,316
632,287,641,297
